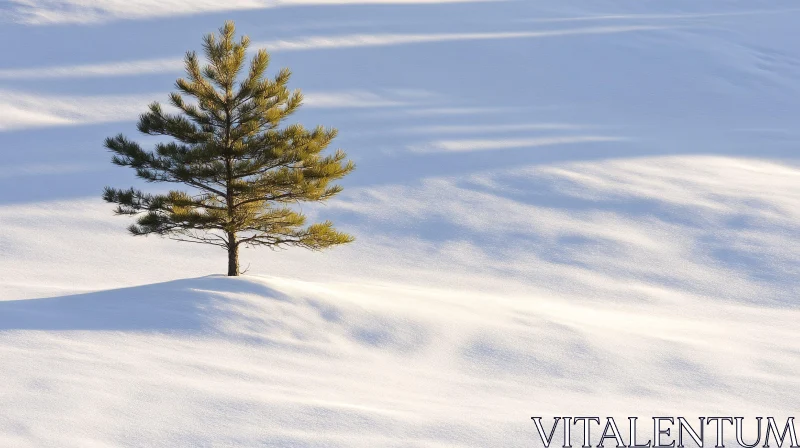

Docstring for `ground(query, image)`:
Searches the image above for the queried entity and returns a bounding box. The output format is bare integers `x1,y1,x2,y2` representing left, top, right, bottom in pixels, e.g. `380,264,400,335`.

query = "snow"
2,0,800,446
3,273,799,447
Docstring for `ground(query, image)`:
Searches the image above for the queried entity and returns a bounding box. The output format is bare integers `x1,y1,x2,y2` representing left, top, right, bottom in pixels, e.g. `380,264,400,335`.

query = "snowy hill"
3,275,799,447
2,0,800,446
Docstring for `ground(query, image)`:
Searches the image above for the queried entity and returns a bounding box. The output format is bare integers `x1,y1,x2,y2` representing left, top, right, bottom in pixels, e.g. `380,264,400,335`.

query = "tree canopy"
103,21,355,276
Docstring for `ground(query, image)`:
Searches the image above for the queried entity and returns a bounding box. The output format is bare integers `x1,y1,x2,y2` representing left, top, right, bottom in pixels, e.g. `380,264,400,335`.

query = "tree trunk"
227,233,239,276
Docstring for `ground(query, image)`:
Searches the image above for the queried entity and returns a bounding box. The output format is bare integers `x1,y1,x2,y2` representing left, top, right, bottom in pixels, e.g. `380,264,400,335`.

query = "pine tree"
103,21,355,276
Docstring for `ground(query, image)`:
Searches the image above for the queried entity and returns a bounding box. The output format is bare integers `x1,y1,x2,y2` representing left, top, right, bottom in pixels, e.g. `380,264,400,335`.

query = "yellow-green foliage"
103,21,355,274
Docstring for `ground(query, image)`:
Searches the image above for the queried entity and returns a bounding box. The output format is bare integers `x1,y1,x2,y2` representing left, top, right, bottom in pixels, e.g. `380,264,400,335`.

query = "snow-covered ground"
2,0,800,446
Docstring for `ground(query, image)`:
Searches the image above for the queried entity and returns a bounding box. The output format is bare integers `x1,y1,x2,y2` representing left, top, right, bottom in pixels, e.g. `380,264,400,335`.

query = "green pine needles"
103,21,355,276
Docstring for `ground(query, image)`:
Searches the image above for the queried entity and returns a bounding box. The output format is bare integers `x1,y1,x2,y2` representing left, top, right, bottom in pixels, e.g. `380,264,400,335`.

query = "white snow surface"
2,0,800,446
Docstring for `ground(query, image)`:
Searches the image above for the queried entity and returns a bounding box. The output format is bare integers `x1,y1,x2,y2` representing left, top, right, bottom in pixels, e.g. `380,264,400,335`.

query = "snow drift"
1,273,799,447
